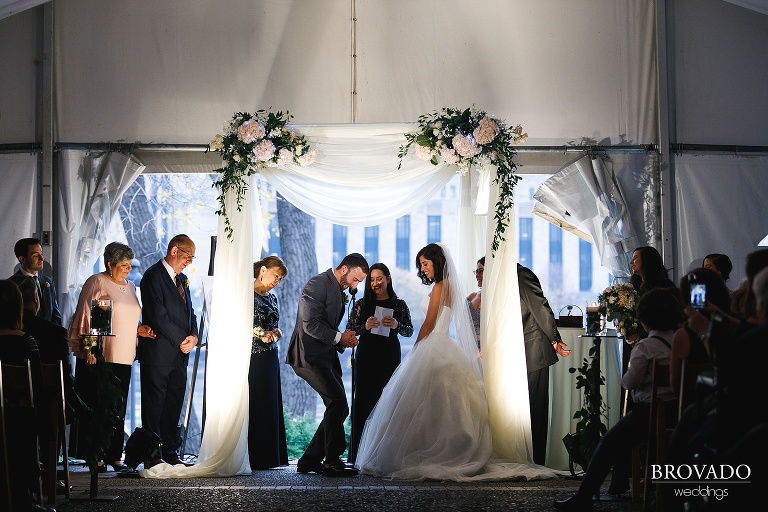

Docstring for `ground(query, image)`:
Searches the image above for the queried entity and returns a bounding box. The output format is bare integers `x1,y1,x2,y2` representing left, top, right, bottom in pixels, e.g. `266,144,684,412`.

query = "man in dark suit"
138,234,198,467
287,253,369,476
518,263,571,466
9,237,62,326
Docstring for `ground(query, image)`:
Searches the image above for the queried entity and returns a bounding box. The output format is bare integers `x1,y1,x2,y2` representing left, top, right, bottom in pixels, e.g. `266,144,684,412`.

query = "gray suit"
286,268,348,463
518,263,561,465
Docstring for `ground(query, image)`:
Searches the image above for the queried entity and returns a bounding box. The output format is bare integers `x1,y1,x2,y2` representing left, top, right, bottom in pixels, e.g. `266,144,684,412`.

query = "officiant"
345,262,413,464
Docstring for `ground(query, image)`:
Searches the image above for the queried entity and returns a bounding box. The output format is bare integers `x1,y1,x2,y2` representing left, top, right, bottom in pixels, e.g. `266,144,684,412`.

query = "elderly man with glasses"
137,234,199,468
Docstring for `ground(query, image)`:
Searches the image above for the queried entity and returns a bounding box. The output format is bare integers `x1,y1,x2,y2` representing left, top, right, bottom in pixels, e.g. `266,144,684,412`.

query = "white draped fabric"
142,175,259,478
144,124,534,478
0,153,38,275
258,124,456,226
532,155,645,278
57,150,144,326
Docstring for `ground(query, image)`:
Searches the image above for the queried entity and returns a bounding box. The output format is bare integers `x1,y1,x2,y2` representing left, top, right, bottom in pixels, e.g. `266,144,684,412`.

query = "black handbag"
123,427,163,470
562,432,588,476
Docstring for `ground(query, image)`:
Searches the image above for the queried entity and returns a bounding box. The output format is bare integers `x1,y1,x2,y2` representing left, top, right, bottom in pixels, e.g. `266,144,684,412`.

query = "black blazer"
518,264,561,374
286,269,346,370
9,270,62,326
137,259,198,367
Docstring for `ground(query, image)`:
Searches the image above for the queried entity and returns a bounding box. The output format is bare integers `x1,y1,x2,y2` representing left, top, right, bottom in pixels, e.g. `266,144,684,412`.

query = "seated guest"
18,276,90,418
730,248,768,325
702,253,733,294
0,279,55,512
554,287,681,511
665,266,768,511
670,268,730,396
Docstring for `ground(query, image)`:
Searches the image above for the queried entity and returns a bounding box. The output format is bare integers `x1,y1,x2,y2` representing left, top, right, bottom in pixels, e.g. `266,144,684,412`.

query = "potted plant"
565,342,608,474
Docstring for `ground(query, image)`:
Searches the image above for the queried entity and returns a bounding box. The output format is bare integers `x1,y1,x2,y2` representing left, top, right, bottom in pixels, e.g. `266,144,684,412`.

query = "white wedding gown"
356,296,556,482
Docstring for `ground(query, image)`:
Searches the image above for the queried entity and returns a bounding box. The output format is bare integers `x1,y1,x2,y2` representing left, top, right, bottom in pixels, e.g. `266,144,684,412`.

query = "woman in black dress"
346,263,413,463
248,255,289,470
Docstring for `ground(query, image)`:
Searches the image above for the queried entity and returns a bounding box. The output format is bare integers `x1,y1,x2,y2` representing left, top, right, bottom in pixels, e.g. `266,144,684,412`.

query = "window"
549,224,562,288
267,216,281,257
579,239,592,291
519,217,533,268
396,215,411,269
364,226,379,263
427,215,441,244
332,224,347,264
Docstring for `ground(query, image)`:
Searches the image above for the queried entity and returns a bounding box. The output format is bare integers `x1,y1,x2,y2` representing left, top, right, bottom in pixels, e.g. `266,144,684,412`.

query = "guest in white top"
554,287,682,511
68,241,155,472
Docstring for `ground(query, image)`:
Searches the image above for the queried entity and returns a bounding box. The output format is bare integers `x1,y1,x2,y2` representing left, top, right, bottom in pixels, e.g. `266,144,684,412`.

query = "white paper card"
371,306,394,336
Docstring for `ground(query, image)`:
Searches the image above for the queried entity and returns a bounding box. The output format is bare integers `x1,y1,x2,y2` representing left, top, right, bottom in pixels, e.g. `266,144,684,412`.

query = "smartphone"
690,282,707,309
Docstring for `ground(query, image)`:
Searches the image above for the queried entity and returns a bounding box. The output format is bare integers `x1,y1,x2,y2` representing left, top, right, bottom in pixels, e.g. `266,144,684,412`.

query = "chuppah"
142,108,551,479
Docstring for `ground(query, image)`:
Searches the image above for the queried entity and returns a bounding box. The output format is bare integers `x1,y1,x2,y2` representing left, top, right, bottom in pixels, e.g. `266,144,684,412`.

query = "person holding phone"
670,268,731,395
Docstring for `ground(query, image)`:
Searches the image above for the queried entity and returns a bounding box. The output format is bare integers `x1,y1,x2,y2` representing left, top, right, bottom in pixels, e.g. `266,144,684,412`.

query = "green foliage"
568,343,608,467
284,408,318,460
283,409,352,460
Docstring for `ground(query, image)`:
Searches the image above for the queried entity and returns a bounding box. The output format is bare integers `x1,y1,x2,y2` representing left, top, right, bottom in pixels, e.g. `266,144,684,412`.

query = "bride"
355,243,556,482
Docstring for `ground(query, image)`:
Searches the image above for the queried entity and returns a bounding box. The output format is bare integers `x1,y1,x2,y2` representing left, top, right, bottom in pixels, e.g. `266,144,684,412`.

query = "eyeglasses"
473,269,484,275
177,247,196,260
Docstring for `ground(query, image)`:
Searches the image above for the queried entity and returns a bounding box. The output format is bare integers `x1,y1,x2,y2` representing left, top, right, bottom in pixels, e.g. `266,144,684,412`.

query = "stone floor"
46,461,641,512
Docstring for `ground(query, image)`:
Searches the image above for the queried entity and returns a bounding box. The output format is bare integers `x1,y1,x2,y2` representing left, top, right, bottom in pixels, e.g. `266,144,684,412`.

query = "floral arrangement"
597,283,641,339
399,106,528,253
208,110,317,238
253,325,266,341
82,335,98,351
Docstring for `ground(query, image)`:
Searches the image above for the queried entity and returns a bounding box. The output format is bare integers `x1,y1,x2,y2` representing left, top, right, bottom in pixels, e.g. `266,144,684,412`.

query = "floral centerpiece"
208,110,317,238
398,106,528,253
597,282,641,339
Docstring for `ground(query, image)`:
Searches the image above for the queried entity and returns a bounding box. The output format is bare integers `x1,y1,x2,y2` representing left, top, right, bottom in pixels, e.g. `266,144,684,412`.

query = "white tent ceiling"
1,0,767,286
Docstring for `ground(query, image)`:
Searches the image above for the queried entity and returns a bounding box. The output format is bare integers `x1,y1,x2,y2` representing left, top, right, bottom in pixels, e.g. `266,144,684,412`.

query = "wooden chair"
41,361,70,504
626,359,673,509
677,360,715,422
0,365,12,512
0,360,43,507
642,359,673,511
624,390,643,505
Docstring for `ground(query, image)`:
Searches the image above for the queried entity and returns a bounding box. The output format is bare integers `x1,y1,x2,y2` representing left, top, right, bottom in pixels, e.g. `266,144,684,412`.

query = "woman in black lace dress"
248,256,289,470
345,263,413,463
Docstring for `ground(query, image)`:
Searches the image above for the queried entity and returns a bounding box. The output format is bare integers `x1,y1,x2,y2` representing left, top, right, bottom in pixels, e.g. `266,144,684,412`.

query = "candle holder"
90,299,113,335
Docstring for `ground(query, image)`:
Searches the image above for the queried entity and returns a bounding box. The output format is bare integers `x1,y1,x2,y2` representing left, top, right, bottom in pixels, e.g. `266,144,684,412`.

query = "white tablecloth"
545,328,623,471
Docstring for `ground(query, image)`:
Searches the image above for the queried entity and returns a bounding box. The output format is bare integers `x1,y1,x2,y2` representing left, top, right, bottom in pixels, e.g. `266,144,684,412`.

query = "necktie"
175,275,187,304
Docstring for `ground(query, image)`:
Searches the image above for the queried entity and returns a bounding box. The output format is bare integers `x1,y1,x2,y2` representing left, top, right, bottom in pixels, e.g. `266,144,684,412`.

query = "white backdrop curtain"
673,153,768,285
0,152,39,275
145,124,534,478
57,150,144,327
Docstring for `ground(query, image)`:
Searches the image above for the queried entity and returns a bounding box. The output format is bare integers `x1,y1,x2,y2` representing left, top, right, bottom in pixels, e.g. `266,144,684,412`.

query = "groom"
286,253,369,476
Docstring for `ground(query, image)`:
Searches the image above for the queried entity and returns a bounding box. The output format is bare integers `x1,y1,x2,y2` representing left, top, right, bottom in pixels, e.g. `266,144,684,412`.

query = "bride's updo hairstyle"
416,243,447,285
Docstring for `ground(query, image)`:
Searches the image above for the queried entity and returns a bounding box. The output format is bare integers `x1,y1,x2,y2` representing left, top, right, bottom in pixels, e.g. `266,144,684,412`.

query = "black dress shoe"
321,458,359,477
110,461,130,472
553,494,593,511
296,457,323,474
165,456,192,467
